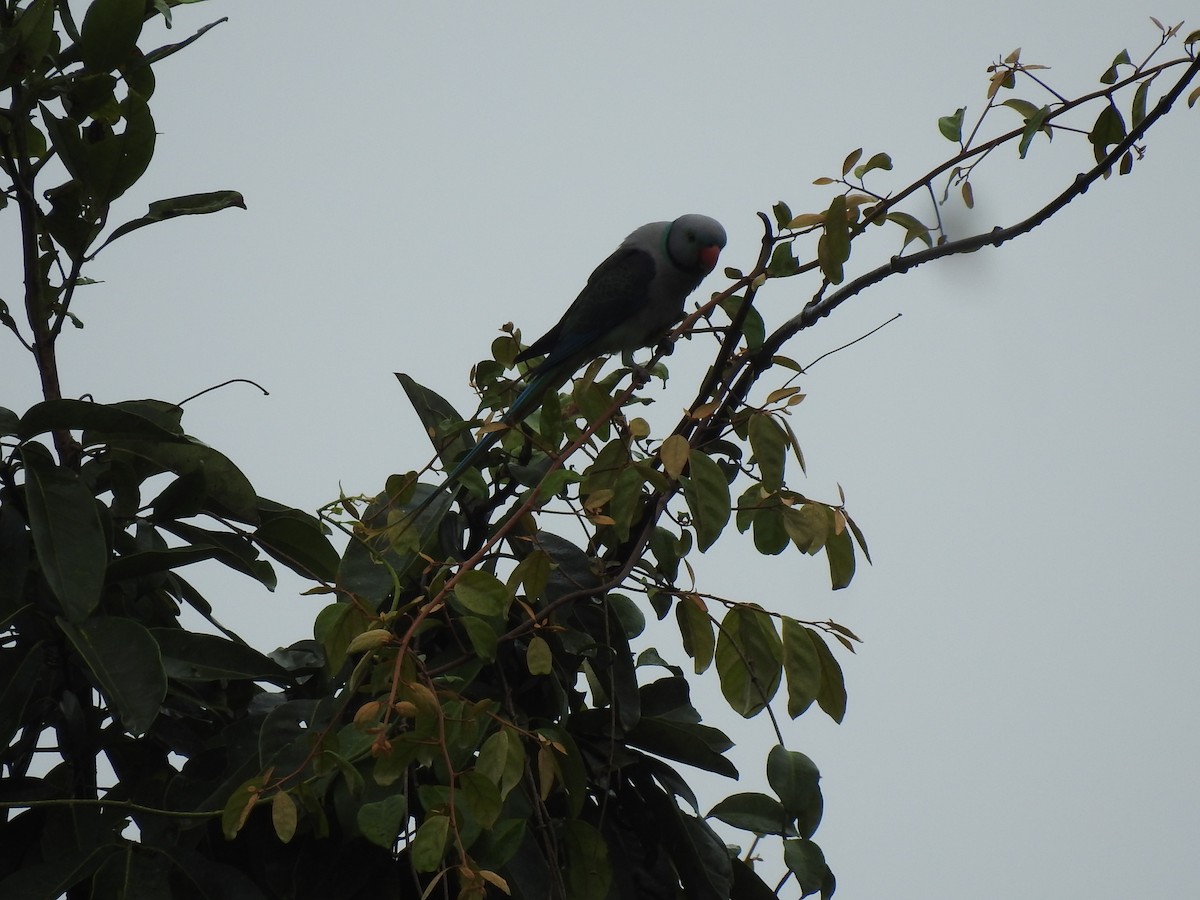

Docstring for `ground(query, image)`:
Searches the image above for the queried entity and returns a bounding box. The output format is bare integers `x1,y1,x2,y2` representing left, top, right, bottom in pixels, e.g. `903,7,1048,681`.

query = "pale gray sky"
3,2,1197,897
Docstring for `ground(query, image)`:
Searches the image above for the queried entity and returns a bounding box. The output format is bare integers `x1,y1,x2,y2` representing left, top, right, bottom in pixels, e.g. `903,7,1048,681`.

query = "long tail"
398,354,579,531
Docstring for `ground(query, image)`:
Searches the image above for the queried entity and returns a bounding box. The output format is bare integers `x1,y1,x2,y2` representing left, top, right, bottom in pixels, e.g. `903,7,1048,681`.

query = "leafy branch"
323,25,1198,897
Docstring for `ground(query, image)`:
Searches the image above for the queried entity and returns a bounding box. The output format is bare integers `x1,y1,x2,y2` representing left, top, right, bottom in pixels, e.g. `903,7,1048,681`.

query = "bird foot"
620,350,655,386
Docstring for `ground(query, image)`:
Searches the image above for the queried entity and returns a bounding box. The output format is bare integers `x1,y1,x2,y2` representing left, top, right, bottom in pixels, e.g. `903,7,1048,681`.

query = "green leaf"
1017,104,1052,159
260,699,337,774
80,0,145,72
315,601,371,675
538,532,603,603
110,93,157,201
453,569,509,617
937,107,965,142
853,151,892,179
581,438,632,496
717,294,765,349
748,414,786,492
1088,104,1126,164
92,844,171,899
649,525,689,583
675,597,715,674
410,813,450,872
564,820,612,900
0,644,47,751
536,725,587,816
825,521,855,589
771,200,793,230
841,148,862,176
1001,98,1041,119
254,514,339,582
395,373,472,469
0,501,31,617
475,729,524,799
107,398,185,434
93,191,246,255
356,794,407,850
473,819,526,871
626,718,738,778
682,449,731,552
608,592,646,639
107,547,218,580
63,72,120,122
607,465,648,542
741,301,766,350
783,838,830,897
707,791,791,835
0,408,18,438
157,519,275,589
115,438,259,523
136,15,226,70
37,107,86,190
674,814,734,900
148,470,207,520
817,194,850,284
526,635,552,675
0,0,54,91
0,847,109,900
715,605,783,718
751,502,790,556
458,770,502,829
151,628,288,682
459,615,498,661
843,509,872,564
20,398,181,443
885,211,932,251
46,93,157,205
781,618,821,718
637,676,693,719
783,502,831,555
767,745,823,838
730,857,780,900
20,442,107,622
809,631,847,724
59,615,166,735
272,792,298,844
766,241,800,278
1100,48,1131,85
507,549,550,600
1131,77,1154,129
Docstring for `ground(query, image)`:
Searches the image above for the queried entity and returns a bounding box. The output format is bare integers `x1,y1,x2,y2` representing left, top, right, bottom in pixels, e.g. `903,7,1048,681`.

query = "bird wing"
514,245,658,371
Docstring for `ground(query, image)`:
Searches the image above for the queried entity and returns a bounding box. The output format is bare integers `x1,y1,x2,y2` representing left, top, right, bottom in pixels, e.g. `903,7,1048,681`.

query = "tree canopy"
1,3,1197,899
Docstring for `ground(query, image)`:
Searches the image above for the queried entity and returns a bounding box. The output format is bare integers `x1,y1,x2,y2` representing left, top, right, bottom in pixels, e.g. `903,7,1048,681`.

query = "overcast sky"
3,2,1197,897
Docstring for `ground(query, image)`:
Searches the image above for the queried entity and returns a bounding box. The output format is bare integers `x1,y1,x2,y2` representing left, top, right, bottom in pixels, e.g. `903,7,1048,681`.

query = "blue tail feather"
399,355,576,529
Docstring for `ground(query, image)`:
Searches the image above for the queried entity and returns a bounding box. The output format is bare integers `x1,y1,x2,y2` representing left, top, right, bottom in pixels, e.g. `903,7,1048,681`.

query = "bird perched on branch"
408,213,727,523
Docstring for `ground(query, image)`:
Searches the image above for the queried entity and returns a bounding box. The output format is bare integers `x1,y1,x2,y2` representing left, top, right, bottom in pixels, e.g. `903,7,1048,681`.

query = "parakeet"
410,214,727,523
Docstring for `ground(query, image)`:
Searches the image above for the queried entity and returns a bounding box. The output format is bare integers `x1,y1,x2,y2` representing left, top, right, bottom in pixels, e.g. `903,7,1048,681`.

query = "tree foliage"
0,3,1197,898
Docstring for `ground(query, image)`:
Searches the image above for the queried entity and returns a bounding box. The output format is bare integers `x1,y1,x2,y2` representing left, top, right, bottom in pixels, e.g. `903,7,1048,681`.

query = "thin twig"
178,378,271,405
803,313,902,371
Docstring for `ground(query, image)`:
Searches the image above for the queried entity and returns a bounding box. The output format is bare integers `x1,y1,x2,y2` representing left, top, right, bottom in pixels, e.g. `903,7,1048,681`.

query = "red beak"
698,244,722,273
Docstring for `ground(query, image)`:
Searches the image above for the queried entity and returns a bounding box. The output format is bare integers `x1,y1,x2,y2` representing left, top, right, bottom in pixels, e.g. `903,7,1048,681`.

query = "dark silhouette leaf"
59,615,166,735
20,442,106,622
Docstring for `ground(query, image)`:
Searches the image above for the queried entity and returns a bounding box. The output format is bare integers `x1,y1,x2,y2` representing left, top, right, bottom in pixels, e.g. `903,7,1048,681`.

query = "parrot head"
665,214,727,274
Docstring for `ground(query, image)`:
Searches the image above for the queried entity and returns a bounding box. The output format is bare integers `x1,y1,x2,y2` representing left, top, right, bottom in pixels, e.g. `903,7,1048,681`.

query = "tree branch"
745,51,1200,402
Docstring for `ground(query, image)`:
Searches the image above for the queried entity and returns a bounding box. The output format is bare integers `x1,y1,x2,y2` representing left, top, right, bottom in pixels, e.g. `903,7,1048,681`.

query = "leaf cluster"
1,398,338,897
1,6,1197,900
309,23,1199,897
